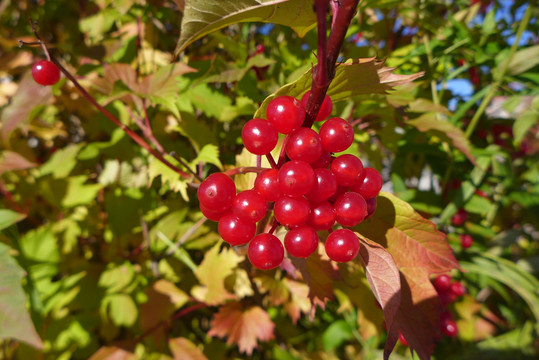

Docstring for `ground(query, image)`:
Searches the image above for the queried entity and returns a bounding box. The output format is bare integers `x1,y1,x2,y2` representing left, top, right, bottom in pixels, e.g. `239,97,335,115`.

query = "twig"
164,216,207,257
222,166,269,176
140,213,160,277
266,153,278,169
28,18,51,61
169,151,203,182
303,0,360,128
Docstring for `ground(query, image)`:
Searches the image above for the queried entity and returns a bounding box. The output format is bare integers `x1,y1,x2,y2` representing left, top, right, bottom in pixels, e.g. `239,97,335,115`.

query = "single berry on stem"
433,274,452,292
459,234,473,248
451,209,468,226
32,60,61,86
278,160,315,197
248,233,284,270
325,229,360,262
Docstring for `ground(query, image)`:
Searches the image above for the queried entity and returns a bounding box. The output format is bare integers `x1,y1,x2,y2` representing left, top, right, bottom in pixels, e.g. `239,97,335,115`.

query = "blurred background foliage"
0,0,538,359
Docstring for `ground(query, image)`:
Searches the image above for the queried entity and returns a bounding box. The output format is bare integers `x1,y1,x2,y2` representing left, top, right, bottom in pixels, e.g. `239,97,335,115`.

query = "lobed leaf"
174,0,316,57
207,302,275,355
0,151,37,176
169,337,208,360
0,243,43,349
254,58,424,119
356,192,460,360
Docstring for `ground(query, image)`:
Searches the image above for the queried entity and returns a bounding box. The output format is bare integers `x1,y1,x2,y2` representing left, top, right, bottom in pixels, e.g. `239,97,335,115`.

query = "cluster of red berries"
432,274,466,337
197,92,383,270
32,60,60,86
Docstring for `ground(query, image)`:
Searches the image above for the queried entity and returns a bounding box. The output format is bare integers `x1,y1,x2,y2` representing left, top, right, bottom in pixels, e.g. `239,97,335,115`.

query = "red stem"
48,57,190,179
303,0,360,128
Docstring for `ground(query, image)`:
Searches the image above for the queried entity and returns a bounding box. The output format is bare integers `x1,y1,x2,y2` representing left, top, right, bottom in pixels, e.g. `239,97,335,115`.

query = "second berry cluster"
198,92,383,270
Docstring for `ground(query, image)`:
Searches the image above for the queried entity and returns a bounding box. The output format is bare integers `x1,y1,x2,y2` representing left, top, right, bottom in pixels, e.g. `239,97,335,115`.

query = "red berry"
300,91,333,122
306,168,337,203
32,60,61,86
311,150,332,169
450,281,466,297
451,209,468,226
285,128,322,163
232,189,267,223
278,160,315,197
308,201,336,231
319,117,354,153
433,274,452,292
200,204,226,221
254,169,282,202
365,197,377,219
274,196,310,228
197,173,236,212
325,229,360,262
441,317,458,337
284,226,319,258
459,234,473,249
218,213,256,246
334,192,368,227
330,154,364,187
242,119,278,155
248,233,284,270
266,96,305,134
350,167,382,199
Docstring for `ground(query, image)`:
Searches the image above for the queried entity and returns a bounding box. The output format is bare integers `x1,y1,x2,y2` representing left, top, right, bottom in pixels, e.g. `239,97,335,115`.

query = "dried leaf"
356,192,460,360
174,0,316,56
191,242,244,305
207,302,275,355
169,337,208,360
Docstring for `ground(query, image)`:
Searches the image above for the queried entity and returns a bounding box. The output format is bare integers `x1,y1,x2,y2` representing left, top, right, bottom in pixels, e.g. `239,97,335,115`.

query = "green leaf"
513,109,539,144
39,144,84,179
192,144,223,170
321,320,354,351
148,156,189,200
504,45,539,76
174,0,317,56
0,209,26,231
254,58,424,119
61,176,103,208
0,242,43,348
408,113,476,165
102,294,138,327
461,253,539,332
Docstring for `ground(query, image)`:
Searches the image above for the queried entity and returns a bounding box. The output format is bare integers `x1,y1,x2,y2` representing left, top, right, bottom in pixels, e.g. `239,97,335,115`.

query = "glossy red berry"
300,91,333,122
308,201,336,231
441,317,458,337
32,60,61,86
459,234,473,248
433,274,452,292
365,197,377,219
319,117,354,153
232,189,267,223
242,119,278,155
285,128,322,163
254,169,282,202
334,192,368,227
278,160,315,197
350,167,382,199
311,150,332,169
330,154,364,187
274,196,310,228
325,229,360,262
248,233,284,270
197,173,236,212
266,96,305,134
284,226,319,258
450,281,466,297
218,213,256,246
200,204,226,221
451,209,468,226
306,168,337,203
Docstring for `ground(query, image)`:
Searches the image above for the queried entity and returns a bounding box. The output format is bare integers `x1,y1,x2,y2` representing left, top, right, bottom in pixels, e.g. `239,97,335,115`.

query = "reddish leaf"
88,346,137,360
0,151,37,175
169,337,208,360
207,302,275,355
356,192,460,360
1,72,51,141
356,235,401,335
291,250,340,313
